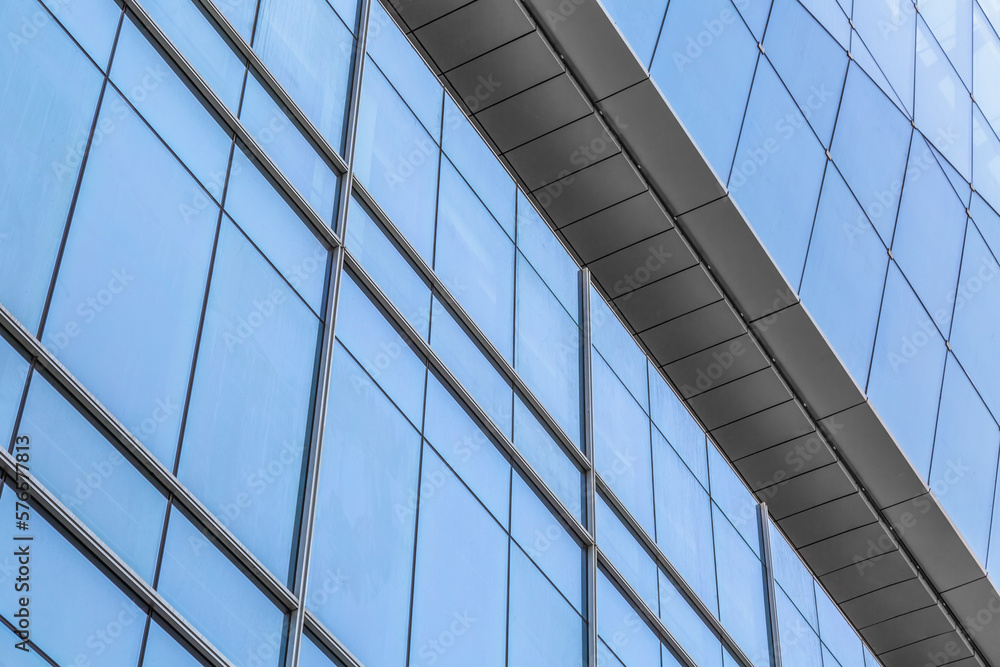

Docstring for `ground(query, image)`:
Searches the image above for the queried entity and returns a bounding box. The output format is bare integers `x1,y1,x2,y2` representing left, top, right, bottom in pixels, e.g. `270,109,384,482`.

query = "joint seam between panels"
0,303,297,611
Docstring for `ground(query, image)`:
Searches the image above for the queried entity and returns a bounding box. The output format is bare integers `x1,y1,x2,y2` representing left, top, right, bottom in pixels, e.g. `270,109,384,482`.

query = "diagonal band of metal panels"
379,0,1000,665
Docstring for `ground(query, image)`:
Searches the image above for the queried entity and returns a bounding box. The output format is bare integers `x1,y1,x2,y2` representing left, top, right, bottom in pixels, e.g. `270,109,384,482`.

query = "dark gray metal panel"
757,462,858,520
711,400,815,461
779,494,878,549
878,632,974,667
862,604,955,654
588,229,698,298
734,432,838,492
677,196,800,322
560,191,673,257
413,0,534,71
521,0,647,100
596,78,727,215
943,578,1000,658
750,303,865,419
504,113,620,189
798,523,897,576
687,368,791,431
387,0,475,30
476,73,592,151
614,265,721,333
534,153,646,227
819,403,929,509
884,496,987,592
820,550,916,603
664,334,770,400
445,32,563,113
840,578,939,629
639,300,746,366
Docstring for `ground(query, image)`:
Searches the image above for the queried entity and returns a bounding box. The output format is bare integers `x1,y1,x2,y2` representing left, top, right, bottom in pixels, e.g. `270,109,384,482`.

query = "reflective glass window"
308,345,420,667
799,0,851,46
42,90,216,466
43,0,120,68
254,0,354,151
513,396,584,522
0,337,28,444
408,446,508,667
591,286,648,411
775,586,823,667
649,366,709,486
920,0,973,87
0,0,103,334
157,507,286,667
972,104,1000,212
816,589,863,667
142,620,206,667
769,519,819,630
517,191,581,322
659,571,723,667
300,635,346,667
177,220,320,581
916,17,972,179
709,444,762,556
596,570,662,667
354,59,439,261
208,0,257,41
596,494,659,610
597,0,668,66
853,0,916,113
974,3,1000,129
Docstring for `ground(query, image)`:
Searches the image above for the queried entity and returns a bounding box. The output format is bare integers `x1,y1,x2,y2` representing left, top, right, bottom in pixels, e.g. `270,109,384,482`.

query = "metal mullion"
0,450,234,667
594,473,757,667
0,304,297,612
120,0,342,252
283,0,373,663
303,610,365,667
595,549,699,667
343,251,592,549
760,503,784,667
350,179,592,474
581,268,598,667
187,0,349,174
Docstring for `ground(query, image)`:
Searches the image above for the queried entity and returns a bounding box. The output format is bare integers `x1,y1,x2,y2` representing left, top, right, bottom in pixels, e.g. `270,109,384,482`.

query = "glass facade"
1,0,965,665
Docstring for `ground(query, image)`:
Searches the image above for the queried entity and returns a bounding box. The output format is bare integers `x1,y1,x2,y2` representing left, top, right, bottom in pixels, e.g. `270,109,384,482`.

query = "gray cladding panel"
840,578,938,629
664,333,771,400
504,113,620,189
734,431,838,492
414,0,534,71
588,229,698,298
614,264,721,333
476,73,592,151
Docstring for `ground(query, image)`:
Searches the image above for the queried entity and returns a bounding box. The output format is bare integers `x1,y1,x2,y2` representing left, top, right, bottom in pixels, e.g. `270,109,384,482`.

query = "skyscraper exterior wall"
0,1,994,667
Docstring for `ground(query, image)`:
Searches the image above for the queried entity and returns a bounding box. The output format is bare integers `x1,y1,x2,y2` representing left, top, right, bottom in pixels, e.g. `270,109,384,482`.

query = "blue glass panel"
354,59,439,261
158,508,286,667
591,286,648,411
517,192,581,322
0,0,102,334
659,571,722,667
972,194,1000,261
346,197,431,338
974,4,1000,129
142,621,205,667
508,545,586,667
816,588,863,667
730,61,827,284
972,105,1000,213
511,473,584,613
764,0,848,145
254,0,353,151
300,635,346,667
832,65,913,243
769,519,818,630
599,639,627,667
596,494,659,611
950,223,1000,416
516,255,582,445
649,365,709,486
42,0,120,67
598,0,668,66
335,272,426,426
709,445,761,556
916,17,972,180
366,1,442,139
513,396,584,522
42,90,216,466
735,0,772,41
141,0,245,111
592,353,655,535
327,0,358,32
429,298,513,439
931,133,974,206
930,355,1000,561
227,148,330,314
208,0,257,41
0,622,60,667
19,374,167,581
892,135,968,335
596,570,662,667
652,430,718,613
713,507,772,667
799,0,851,47
408,446,508,667
308,345,420,667
0,490,145,666
824,647,843,667
651,0,759,182
775,586,822,667
849,31,910,117
435,158,515,360
920,0,973,87
799,166,888,385
442,96,516,237
177,220,320,581
0,338,28,445
853,0,915,113
982,0,1000,29
240,74,339,223
423,372,511,524
112,18,232,202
